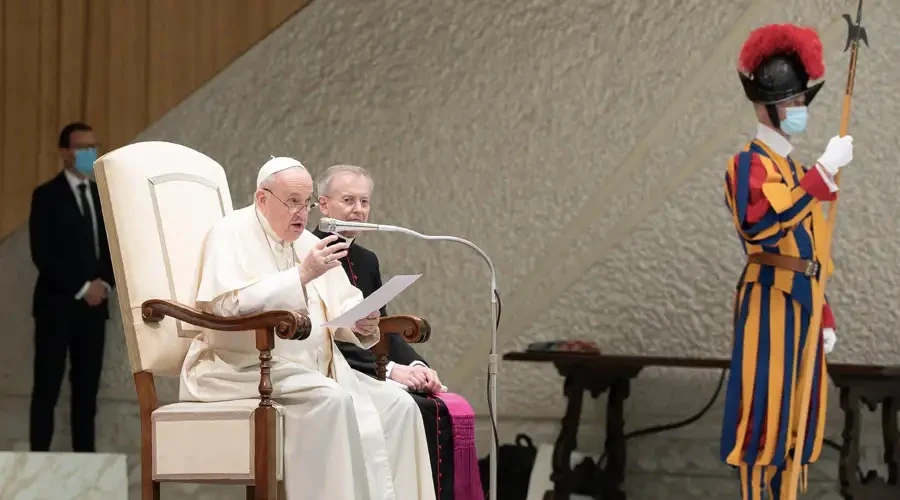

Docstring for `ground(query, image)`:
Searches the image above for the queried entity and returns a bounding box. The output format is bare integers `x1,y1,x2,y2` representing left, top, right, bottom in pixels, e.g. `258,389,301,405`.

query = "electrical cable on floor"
592,368,863,481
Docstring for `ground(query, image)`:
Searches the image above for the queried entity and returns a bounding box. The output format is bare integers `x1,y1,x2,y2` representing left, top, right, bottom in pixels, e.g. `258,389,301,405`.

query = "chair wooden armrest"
378,314,431,344
141,298,311,407
372,314,431,381
142,298,311,340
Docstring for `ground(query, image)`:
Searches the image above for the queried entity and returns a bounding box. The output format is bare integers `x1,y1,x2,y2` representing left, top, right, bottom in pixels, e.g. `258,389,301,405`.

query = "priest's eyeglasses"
263,188,317,214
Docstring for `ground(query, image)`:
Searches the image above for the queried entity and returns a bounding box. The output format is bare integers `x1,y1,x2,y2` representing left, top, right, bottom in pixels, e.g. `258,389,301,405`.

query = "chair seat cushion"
151,399,283,481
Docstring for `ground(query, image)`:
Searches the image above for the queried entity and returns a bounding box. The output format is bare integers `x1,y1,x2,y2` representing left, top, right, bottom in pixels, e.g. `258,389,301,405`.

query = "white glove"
816,135,854,176
823,327,837,354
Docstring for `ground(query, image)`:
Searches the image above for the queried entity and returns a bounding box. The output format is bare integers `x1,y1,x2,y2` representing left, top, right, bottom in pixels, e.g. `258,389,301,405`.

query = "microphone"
318,217,382,233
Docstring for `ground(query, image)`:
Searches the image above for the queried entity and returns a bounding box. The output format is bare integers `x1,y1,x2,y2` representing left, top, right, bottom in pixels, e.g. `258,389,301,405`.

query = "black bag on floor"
478,434,538,500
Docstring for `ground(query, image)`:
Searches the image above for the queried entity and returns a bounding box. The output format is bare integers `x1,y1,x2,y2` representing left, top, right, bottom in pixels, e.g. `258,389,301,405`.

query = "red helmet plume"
737,23,825,80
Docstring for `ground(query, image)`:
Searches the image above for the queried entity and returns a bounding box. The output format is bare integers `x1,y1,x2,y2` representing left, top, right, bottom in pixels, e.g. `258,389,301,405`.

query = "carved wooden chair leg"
373,315,432,381
373,335,389,381
136,371,161,500
254,328,278,500
143,481,160,500
247,482,284,498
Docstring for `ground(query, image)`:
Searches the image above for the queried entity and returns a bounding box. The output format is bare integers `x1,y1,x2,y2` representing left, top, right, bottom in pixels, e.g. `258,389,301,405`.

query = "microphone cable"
485,290,502,458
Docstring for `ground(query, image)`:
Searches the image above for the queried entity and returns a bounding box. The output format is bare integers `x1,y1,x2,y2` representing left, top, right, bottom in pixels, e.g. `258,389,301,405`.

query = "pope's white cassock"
178,166,435,500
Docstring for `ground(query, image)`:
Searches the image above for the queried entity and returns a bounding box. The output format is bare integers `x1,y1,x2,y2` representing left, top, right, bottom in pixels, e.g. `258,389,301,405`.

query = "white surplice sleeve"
200,268,309,317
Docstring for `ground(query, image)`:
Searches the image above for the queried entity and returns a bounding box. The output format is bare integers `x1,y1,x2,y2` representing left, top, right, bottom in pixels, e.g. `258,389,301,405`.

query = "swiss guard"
720,23,855,499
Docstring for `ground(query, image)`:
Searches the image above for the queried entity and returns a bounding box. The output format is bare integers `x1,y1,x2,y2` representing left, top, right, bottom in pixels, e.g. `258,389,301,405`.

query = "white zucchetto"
256,156,306,188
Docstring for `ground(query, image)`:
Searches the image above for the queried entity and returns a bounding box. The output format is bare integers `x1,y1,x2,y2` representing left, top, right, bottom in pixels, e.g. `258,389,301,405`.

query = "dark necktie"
78,183,97,260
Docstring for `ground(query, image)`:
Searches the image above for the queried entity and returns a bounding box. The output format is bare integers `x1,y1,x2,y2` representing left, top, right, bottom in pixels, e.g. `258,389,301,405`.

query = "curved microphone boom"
319,216,501,500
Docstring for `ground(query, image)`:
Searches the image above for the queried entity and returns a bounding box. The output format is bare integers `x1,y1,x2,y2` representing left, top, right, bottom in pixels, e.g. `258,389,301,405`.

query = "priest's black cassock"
313,228,454,499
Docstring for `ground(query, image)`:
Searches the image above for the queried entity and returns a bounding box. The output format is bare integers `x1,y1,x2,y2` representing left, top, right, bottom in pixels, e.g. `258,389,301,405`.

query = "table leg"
546,363,640,500
882,397,898,486
832,375,900,500
550,373,586,499
602,377,630,500
838,385,861,500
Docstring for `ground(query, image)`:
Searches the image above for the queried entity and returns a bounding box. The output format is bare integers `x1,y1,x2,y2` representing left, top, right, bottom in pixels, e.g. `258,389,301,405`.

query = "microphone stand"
330,221,500,500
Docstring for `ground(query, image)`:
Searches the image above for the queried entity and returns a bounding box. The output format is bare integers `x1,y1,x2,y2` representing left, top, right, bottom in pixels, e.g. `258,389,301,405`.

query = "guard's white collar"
756,122,794,158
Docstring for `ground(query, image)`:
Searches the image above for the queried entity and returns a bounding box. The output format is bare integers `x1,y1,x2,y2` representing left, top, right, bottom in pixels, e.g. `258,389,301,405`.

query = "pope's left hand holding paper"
352,311,380,337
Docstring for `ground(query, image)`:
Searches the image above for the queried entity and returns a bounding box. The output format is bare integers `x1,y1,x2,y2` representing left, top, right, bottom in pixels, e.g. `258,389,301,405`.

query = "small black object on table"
502,350,900,500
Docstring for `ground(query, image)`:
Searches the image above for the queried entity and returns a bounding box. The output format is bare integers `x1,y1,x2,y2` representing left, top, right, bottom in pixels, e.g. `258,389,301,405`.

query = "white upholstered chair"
94,141,310,500
94,141,431,500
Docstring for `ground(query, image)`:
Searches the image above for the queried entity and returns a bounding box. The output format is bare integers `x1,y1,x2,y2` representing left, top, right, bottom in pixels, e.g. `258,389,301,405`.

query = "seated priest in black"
313,164,483,500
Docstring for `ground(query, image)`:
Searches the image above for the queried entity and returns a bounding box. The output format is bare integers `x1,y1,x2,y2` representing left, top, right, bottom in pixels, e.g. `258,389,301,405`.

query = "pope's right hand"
816,135,853,176
299,234,348,284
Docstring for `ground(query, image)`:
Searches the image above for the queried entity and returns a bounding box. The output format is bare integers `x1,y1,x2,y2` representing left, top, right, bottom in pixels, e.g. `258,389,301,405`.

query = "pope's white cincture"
179,157,436,500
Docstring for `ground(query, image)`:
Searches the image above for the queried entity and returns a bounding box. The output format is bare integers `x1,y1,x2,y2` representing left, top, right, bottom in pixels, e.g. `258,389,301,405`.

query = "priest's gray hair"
316,164,374,196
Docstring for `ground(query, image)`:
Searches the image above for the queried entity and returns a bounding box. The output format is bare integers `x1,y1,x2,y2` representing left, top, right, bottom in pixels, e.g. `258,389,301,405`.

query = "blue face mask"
780,106,808,135
73,148,98,176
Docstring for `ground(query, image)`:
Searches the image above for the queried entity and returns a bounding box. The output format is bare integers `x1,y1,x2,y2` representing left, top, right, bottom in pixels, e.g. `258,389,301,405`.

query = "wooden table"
503,351,900,500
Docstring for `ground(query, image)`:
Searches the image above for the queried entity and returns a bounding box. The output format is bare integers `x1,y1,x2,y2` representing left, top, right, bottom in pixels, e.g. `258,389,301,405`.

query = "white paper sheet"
321,274,422,327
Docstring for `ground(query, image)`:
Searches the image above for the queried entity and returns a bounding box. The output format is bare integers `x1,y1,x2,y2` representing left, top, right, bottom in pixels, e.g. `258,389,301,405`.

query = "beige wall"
1,0,898,498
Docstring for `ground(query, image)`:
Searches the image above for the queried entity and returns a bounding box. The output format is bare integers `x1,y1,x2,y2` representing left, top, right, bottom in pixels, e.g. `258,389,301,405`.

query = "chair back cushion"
95,141,233,375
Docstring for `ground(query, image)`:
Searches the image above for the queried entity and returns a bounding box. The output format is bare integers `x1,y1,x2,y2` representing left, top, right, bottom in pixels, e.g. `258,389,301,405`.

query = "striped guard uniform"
721,123,838,499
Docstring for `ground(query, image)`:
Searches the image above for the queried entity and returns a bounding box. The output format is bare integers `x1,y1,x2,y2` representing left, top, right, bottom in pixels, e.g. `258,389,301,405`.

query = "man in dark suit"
313,164,456,499
28,122,116,452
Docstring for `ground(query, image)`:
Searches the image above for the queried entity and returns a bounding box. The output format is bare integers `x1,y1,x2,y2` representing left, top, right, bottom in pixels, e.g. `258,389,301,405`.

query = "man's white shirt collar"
63,168,89,191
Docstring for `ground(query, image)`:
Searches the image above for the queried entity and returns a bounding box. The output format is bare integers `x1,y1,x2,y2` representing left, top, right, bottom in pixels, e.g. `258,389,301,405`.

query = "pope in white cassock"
178,157,436,500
